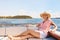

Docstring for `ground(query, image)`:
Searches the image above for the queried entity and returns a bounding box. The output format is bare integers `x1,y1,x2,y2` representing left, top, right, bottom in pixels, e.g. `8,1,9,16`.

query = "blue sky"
0,0,60,18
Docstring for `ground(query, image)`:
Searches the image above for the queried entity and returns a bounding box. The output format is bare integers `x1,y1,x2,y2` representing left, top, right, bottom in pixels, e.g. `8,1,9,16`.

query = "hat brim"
40,13,51,18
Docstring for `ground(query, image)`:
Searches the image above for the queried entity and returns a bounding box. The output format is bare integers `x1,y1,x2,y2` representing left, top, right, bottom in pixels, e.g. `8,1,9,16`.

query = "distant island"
0,15,32,19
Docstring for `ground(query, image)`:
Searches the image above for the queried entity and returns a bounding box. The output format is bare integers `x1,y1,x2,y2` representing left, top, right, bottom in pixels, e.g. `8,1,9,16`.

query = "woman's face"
42,16,48,20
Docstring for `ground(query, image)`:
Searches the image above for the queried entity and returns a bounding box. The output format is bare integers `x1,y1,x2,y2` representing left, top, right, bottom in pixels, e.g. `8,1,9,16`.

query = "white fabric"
35,30,47,38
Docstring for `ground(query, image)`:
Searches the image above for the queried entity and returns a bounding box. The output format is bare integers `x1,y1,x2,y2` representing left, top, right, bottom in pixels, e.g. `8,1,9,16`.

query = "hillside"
0,15,32,19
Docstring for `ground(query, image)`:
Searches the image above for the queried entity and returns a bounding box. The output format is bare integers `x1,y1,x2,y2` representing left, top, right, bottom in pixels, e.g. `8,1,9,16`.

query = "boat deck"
0,37,57,40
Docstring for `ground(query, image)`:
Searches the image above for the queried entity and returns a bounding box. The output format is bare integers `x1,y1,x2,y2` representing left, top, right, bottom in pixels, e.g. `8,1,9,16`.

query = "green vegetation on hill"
0,15,32,19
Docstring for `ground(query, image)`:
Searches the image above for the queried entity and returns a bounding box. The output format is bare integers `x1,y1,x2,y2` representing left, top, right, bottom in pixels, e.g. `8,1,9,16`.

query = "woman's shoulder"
48,19,52,22
47,19,53,23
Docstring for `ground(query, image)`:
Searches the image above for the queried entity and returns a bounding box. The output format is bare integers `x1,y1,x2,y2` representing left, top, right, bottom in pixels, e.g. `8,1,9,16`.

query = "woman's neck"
44,19,48,21
43,19,49,23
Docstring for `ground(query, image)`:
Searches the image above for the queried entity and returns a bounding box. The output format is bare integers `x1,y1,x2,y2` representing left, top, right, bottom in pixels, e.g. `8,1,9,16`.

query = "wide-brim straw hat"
40,12,51,18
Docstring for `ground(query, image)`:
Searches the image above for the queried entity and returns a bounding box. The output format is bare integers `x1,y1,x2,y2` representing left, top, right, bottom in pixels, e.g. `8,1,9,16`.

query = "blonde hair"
40,12,51,18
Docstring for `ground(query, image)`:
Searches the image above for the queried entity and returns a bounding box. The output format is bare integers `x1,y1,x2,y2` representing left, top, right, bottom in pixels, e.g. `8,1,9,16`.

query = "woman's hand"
51,29,56,32
36,23,40,27
49,29,56,32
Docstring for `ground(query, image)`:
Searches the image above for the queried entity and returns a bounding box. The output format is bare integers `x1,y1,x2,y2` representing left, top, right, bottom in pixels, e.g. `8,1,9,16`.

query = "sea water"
0,18,60,31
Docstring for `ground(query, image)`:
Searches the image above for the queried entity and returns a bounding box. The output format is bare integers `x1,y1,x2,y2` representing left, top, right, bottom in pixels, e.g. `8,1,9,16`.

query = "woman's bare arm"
51,21,57,31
